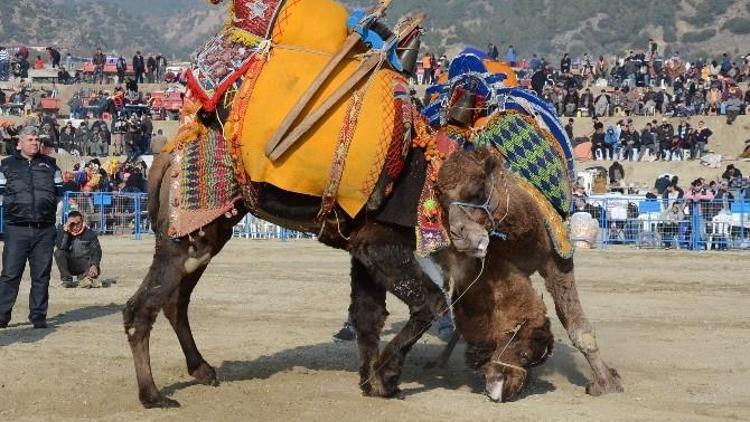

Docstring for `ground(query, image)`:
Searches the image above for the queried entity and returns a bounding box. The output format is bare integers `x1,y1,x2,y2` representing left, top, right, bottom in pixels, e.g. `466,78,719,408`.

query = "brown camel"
125,149,447,407
433,241,554,402
120,0,610,410
123,121,572,408
433,148,624,401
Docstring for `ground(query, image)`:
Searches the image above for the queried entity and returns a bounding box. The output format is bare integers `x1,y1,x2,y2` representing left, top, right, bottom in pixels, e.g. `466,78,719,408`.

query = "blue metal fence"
59,192,309,240
580,196,750,250
62,192,151,240
1,193,748,250
232,214,313,241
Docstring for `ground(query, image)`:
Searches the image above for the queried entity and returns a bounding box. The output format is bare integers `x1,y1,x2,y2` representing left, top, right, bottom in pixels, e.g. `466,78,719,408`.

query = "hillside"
0,0,223,58
1,0,749,59
0,0,171,55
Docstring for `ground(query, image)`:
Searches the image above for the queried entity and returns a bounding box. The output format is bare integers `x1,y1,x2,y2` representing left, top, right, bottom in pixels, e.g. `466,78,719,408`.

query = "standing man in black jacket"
146,55,156,83
0,126,63,329
92,48,106,85
46,47,61,69
531,67,548,96
560,53,571,74
132,51,145,84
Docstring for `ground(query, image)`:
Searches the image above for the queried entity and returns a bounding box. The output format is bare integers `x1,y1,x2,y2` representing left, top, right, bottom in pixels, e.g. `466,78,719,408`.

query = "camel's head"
436,148,508,258
479,316,554,402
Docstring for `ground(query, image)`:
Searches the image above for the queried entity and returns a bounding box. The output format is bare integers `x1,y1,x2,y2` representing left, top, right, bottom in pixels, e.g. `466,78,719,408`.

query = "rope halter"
449,170,510,240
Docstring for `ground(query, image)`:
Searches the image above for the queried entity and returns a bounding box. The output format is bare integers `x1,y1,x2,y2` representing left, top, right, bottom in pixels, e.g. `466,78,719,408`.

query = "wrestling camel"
122,0,620,407
433,148,623,400
124,137,564,407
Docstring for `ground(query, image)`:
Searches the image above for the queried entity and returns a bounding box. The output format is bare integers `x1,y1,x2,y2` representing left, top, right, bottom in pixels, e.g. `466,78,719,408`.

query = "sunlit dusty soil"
1,238,748,421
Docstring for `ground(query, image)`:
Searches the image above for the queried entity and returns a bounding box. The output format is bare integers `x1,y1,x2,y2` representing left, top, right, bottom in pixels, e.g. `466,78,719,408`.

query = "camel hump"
270,0,350,53
146,151,174,229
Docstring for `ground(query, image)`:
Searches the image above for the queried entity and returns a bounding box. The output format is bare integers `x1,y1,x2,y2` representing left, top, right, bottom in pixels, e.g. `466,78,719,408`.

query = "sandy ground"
0,237,748,421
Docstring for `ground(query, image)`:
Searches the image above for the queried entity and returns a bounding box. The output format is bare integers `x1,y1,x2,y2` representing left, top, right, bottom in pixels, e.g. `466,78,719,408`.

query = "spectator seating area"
576,195,750,250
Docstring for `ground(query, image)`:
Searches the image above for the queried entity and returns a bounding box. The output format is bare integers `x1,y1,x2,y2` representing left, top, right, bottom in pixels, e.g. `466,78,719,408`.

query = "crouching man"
54,211,103,288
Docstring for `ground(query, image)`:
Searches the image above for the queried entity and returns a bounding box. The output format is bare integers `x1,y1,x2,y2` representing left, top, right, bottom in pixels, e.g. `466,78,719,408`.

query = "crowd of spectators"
569,116,724,162
526,43,749,125
0,77,60,117
63,158,148,196
0,45,177,85
89,48,170,85
1,111,168,162
416,41,749,124
413,44,749,159
572,163,749,249
60,158,151,233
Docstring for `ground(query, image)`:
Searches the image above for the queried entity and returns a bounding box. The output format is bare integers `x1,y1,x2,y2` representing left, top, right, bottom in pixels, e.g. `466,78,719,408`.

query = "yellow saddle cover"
231,0,404,217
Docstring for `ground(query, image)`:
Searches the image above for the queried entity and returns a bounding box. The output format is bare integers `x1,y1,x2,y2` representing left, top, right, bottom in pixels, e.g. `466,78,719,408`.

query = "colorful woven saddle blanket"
422,48,519,127
473,112,571,215
471,92,575,258
416,89,577,258
167,124,243,238
472,89,575,216
187,0,287,111
221,0,414,218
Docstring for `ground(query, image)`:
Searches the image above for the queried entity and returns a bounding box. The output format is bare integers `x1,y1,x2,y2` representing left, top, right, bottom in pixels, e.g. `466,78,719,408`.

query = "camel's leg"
122,243,187,409
349,256,387,396
160,217,237,388
162,266,218,386
124,213,238,408
372,268,446,397
350,222,447,397
540,256,624,396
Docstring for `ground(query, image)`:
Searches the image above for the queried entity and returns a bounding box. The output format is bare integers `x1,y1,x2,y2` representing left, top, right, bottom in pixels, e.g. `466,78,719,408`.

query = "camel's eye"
465,187,486,204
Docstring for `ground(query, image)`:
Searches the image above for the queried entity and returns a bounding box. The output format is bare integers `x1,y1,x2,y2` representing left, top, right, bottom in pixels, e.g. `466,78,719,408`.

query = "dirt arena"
0,237,748,421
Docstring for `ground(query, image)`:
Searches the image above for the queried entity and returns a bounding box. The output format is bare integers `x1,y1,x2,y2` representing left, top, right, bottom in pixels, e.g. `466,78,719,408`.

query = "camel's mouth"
485,368,526,403
486,377,505,402
449,230,490,258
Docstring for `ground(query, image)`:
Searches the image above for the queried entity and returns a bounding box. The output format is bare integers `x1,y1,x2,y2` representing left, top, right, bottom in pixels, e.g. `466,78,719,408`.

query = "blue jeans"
0,60,9,81
437,311,454,334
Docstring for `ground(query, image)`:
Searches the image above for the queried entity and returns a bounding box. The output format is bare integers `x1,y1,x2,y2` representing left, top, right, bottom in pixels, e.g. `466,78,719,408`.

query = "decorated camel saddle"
416,50,576,258
168,0,424,237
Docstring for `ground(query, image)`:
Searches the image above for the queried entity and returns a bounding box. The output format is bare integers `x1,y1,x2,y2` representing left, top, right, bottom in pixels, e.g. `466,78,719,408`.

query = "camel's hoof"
191,362,219,387
141,394,181,409
368,384,403,400
586,368,624,396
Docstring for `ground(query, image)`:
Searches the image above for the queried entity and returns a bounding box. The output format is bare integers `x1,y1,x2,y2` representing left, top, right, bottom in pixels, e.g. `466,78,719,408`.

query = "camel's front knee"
570,328,599,355
123,297,160,341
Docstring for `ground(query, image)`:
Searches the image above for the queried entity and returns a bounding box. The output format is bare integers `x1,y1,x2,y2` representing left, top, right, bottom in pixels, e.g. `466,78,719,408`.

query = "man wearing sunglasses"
0,125,63,329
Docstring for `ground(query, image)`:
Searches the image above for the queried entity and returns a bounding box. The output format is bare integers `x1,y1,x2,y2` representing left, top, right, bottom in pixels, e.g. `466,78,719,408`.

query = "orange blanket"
226,0,408,217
